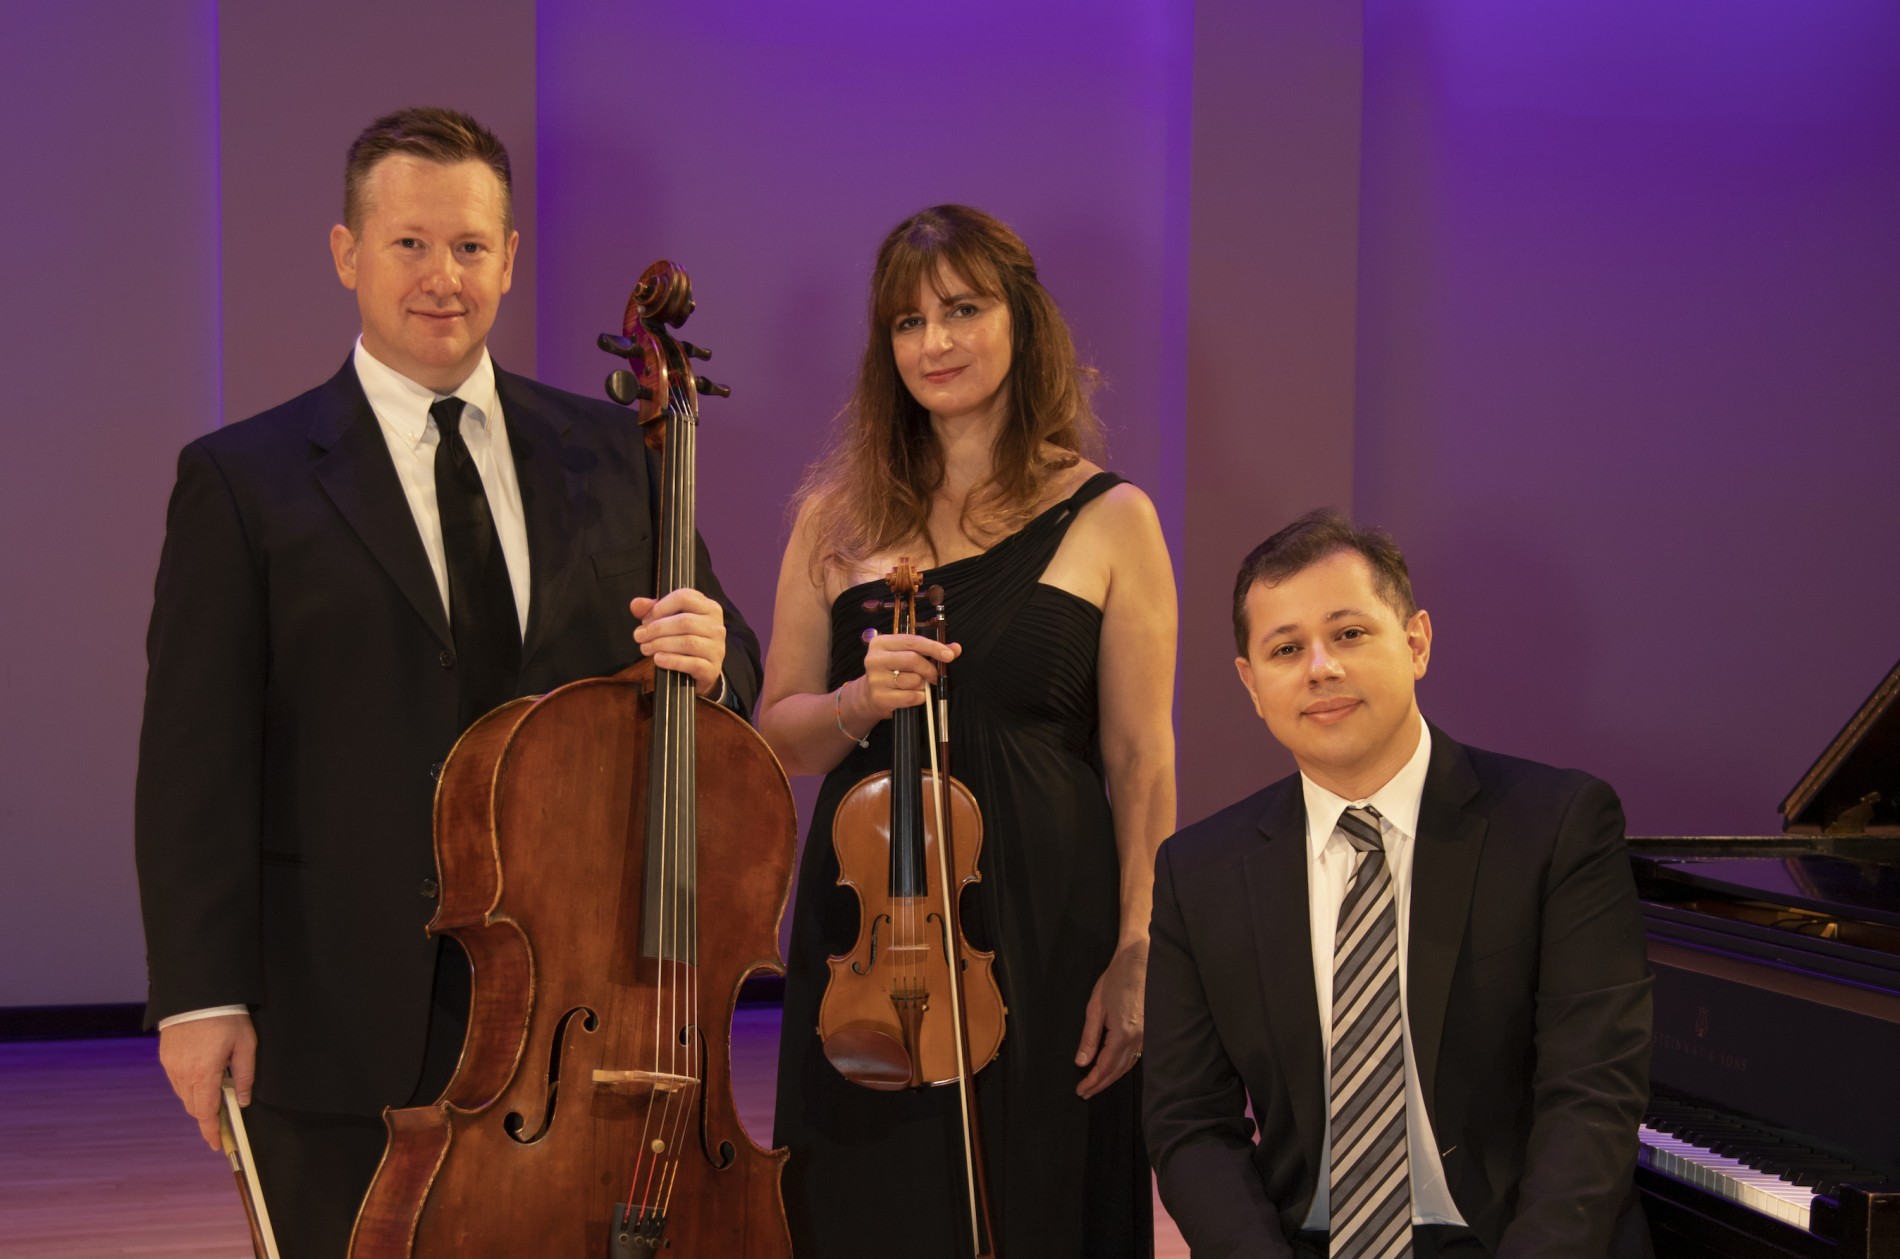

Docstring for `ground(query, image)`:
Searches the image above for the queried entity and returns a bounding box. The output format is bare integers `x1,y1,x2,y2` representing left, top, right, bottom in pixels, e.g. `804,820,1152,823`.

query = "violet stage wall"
532,0,1194,886
1355,0,1900,835
1,2,222,1010
3,1,1895,1010
1181,0,1366,814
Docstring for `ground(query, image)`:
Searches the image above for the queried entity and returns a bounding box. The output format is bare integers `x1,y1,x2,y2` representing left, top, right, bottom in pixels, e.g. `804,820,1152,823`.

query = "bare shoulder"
1042,472,1173,607
1090,479,1160,529
1071,477,1165,552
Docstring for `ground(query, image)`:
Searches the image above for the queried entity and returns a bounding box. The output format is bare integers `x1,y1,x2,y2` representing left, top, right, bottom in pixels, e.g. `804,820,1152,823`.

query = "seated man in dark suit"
134,107,760,1258
1144,509,1651,1258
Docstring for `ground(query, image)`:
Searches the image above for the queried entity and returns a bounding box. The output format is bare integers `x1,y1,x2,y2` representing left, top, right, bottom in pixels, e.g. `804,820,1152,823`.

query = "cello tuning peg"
925,585,946,606
861,599,887,613
694,376,732,399
605,370,652,406
680,340,712,362
597,333,638,359
859,628,877,643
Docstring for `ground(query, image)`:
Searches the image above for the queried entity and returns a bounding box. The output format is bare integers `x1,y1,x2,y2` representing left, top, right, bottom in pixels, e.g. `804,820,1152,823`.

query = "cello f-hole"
503,1006,597,1145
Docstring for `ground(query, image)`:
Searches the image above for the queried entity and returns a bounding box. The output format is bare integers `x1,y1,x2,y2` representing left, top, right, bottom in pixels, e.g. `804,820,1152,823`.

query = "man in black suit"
1144,510,1651,1258
134,107,760,1258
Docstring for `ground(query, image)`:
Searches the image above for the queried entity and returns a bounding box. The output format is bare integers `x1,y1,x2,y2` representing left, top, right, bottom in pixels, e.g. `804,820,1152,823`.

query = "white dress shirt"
1298,714,1468,1230
352,338,531,635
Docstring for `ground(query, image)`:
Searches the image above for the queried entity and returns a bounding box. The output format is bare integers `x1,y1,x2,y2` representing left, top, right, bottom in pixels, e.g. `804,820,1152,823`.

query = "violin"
818,562,1005,1258
349,262,797,1258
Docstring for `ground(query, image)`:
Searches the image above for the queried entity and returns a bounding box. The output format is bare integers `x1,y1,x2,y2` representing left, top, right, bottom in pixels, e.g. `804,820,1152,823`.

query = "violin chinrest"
821,1025,915,1092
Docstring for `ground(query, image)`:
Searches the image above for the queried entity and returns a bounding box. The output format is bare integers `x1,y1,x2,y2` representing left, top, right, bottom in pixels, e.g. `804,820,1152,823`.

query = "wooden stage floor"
1,1008,1188,1257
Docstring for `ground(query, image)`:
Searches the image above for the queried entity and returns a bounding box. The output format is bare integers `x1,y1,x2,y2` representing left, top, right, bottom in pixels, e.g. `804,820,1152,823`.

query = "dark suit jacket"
1144,728,1652,1258
135,358,761,1115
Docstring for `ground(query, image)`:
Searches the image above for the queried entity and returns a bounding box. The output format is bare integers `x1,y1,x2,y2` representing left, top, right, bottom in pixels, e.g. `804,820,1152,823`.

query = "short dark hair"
1232,508,1418,654
343,107,513,233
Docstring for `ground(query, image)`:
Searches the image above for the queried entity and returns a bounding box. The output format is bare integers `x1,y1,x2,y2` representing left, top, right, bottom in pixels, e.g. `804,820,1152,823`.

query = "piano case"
1630,655,1900,1258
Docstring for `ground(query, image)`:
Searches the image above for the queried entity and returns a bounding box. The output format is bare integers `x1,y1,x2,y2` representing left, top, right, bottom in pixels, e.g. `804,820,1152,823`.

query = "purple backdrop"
1355,0,1900,834
4,0,1896,1007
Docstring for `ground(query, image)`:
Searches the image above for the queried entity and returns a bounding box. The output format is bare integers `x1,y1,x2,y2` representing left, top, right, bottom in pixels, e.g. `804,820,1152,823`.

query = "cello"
349,261,797,1258
819,561,1006,1258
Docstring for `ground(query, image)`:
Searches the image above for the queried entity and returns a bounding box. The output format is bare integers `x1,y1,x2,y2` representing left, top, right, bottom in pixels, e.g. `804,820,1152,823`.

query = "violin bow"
917,583,999,1259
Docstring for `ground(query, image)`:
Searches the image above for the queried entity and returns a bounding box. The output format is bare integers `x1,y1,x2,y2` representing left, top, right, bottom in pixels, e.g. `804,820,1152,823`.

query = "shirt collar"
1302,714,1433,860
352,337,500,448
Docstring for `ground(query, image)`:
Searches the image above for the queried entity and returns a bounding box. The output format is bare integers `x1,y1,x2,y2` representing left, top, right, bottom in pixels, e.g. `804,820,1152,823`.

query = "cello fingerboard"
639,390,699,964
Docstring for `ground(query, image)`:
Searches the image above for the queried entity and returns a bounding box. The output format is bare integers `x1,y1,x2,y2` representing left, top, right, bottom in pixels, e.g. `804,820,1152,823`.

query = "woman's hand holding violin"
841,633,962,728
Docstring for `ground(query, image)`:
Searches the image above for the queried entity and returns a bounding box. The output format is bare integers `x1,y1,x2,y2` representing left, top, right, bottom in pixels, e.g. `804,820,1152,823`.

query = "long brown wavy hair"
799,205,1102,576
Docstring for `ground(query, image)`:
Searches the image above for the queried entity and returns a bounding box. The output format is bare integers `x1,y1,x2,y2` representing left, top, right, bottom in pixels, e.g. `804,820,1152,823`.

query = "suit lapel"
309,362,453,649
1407,726,1486,1123
496,369,583,669
1245,784,1326,1175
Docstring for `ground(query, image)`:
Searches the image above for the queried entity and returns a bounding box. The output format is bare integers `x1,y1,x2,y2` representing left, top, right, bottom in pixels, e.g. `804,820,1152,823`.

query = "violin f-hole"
849,913,890,975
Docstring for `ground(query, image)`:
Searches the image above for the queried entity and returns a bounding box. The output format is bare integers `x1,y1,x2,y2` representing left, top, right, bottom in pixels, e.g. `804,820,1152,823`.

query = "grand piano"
1630,657,1900,1257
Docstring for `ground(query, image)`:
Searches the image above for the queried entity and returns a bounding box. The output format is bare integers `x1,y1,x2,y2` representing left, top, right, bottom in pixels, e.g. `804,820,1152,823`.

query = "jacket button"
420,878,439,898
439,649,456,668
427,761,445,782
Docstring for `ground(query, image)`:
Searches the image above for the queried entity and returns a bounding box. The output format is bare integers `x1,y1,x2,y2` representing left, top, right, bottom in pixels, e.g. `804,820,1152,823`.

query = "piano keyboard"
1638,1093,1888,1238
1638,1123,1815,1230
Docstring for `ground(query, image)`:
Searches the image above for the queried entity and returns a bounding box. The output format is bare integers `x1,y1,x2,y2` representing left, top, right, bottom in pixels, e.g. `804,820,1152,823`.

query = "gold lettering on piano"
1654,1031,1748,1074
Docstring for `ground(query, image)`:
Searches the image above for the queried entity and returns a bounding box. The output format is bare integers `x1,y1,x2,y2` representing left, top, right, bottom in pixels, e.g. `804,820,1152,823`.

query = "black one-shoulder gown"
773,472,1153,1258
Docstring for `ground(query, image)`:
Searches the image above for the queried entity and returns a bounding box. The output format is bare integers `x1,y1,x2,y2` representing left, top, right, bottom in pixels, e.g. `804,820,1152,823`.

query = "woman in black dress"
757,204,1177,1258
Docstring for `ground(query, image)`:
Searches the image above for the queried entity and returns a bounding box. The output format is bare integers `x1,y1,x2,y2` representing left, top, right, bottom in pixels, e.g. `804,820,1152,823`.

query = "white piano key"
1638,1123,1815,1230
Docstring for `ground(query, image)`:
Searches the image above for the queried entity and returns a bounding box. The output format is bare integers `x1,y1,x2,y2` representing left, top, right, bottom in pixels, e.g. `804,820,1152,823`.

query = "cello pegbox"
596,333,646,366
606,371,654,408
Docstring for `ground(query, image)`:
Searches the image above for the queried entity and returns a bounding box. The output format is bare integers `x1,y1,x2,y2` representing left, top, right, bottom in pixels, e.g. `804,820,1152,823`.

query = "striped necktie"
1329,804,1411,1259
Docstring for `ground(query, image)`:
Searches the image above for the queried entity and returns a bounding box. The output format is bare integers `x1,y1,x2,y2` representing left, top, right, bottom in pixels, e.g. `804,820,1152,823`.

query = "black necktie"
431,396,521,729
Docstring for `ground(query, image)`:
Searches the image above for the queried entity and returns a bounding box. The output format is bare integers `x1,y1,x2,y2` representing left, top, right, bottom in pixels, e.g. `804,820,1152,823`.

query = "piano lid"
1639,851,1900,933
1780,655,1900,837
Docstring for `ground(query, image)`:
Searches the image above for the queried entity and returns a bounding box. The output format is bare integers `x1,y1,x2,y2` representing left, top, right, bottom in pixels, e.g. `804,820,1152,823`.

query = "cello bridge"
591,1068,697,1097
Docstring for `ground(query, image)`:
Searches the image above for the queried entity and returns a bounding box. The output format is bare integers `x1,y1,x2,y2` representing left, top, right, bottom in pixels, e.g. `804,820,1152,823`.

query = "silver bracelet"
835,683,870,748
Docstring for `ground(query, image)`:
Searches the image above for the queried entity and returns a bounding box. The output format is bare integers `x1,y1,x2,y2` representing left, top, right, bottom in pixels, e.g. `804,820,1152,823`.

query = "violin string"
896,589,916,1005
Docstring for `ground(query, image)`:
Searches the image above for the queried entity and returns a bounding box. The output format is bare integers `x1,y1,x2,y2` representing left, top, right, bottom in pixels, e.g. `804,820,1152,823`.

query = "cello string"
684,394,699,1087
628,383,675,1223
658,385,702,1211
660,385,705,1218
666,393,693,1196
